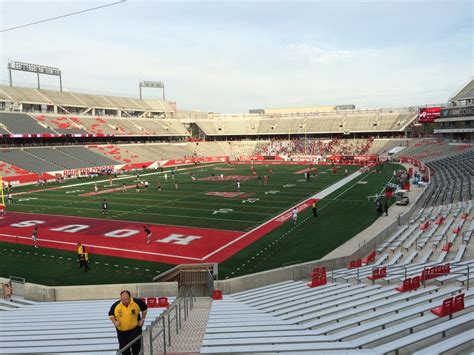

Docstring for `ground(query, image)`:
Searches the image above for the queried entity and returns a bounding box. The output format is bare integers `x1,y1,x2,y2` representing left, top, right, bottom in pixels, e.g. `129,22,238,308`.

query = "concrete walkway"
154,297,212,354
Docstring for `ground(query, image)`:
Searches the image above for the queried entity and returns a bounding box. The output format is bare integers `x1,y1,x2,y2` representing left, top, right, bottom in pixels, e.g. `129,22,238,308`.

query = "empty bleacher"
23,148,100,169
196,111,416,137
0,112,56,134
0,297,174,354
0,85,172,114
0,149,63,173
55,146,120,166
201,280,472,353
421,149,474,207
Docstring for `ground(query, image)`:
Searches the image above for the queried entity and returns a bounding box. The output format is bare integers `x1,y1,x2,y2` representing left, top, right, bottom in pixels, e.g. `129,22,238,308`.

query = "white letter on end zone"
51,225,89,233
104,229,139,238
157,233,201,245
11,220,45,228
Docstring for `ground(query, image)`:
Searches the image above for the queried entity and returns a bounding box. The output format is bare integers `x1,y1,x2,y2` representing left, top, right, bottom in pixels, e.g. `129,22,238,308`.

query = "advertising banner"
418,107,441,123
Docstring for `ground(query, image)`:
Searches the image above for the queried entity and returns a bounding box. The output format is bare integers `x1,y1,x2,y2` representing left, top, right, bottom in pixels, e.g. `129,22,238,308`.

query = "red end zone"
0,199,316,265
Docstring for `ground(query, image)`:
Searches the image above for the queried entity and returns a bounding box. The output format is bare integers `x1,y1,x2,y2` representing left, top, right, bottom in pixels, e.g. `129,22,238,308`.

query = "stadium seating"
55,146,120,167
38,89,87,107
200,281,473,353
0,85,172,114
0,86,49,104
0,297,175,354
0,161,31,177
23,148,100,169
0,112,55,134
199,195,472,353
196,111,416,136
35,115,88,134
421,149,474,206
0,149,63,173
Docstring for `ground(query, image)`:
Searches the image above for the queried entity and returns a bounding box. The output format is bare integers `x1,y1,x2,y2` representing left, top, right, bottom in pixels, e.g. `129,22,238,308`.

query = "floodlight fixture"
139,81,165,100
8,60,63,91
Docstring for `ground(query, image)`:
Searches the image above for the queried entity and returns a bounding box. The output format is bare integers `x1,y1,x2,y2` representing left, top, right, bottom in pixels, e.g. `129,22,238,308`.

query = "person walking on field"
109,290,148,355
292,208,298,225
312,199,318,217
80,246,90,272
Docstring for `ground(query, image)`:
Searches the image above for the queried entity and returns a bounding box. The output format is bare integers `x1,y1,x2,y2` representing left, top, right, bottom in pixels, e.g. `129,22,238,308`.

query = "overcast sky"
0,0,472,113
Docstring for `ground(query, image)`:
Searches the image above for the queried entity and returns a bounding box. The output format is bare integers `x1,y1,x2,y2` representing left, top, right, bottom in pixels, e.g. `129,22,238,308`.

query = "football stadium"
0,1,473,354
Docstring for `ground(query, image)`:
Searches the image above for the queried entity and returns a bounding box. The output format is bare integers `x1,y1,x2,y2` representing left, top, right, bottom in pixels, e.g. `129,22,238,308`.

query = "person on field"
102,199,108,214
77,242,84,268
81,246,90,272
109,290,148,355
292,208,298,225
32,227,38,248
312,199,318,217
143,226,152,245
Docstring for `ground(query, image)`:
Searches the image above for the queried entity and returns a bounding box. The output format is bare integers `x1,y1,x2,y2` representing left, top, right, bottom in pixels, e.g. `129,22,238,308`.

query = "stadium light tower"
8,61,62,91
139,81,165,100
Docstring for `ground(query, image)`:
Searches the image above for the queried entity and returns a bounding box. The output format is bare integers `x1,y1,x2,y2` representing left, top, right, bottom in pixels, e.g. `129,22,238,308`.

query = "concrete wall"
1,279,178,302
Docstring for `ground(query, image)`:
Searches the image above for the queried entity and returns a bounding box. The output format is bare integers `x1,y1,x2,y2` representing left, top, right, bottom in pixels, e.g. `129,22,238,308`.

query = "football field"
0,162,402,285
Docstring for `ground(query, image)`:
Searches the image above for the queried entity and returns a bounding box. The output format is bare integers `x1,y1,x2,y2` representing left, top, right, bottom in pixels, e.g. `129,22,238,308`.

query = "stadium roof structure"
0,85,173,118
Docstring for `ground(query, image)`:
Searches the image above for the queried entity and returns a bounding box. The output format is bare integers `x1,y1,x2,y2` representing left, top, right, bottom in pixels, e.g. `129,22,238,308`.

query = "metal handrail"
206,268,214,297
116,287,197,355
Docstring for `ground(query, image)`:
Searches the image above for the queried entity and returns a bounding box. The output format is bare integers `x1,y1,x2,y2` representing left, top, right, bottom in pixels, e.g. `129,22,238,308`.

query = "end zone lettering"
206,192,243,198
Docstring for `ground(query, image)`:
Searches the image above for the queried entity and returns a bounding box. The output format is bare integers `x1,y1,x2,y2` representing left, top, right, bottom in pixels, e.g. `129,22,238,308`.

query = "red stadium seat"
396,277,420,292
420,221,430,231
158,297,169,307
362,250,376,265
431,294,464,317
368,267,387,280
146,297,158,308
212,290,223,300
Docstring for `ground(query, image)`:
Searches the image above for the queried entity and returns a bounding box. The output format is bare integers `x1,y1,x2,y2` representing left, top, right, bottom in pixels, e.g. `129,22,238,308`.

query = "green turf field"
1,163,403,285
5,163,360,231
